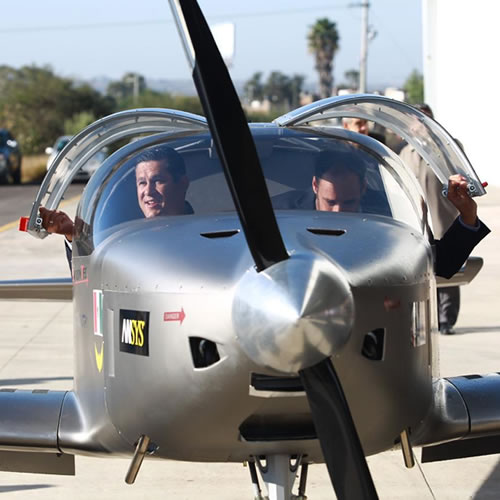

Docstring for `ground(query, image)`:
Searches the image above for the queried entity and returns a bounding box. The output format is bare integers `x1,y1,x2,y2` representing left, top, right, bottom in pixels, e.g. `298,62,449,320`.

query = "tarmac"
0,188,499,499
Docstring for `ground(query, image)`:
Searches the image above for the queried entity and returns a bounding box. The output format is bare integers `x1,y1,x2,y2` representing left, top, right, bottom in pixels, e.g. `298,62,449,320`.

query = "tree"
109,87,203,116
288,74,305,108
64,111,96,136
344,69,359,89
243,72,264,102
107,72,146,102
105,74,205,115
264,71,291,108
0,65,17,95
307,18,340,99
403,70,424,104
0,65,115,153
243,71,304,111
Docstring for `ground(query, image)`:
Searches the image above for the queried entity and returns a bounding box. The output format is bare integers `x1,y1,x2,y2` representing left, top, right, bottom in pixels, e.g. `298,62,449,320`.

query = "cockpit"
73,126,426,255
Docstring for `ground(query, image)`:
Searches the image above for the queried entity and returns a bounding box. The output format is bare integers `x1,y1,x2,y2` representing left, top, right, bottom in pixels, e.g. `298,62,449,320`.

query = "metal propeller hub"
233,254,354,374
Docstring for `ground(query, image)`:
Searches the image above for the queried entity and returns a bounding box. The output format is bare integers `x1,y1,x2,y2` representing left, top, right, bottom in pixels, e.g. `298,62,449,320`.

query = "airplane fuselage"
66,210,436,462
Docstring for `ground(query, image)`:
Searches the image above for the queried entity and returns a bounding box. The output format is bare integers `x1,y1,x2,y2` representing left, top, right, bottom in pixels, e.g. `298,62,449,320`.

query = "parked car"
0,129,22,184
45,135,72,171
45,135,108,181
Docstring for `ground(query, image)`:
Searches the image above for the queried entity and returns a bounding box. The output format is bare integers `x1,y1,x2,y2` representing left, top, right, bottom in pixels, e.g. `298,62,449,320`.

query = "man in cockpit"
273,149,489,280
134,145,191,218
272,148,384,215
313,162,489,280
312,161,365,213
39,145,190,263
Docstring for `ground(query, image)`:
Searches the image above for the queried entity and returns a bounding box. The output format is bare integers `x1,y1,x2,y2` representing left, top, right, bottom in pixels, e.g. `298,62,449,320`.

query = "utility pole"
349,1,373,93
125,73,140,106
359,1,369,93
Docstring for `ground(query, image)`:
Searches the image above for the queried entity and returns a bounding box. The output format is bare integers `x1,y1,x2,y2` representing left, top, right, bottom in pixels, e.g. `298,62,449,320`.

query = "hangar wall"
423,0,500,185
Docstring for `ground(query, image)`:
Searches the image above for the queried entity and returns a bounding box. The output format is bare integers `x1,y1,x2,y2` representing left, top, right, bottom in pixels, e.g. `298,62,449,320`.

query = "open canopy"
275,94,486,197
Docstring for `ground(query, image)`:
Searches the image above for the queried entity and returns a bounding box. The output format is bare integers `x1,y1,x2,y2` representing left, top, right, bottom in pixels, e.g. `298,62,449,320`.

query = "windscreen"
74,128,422,256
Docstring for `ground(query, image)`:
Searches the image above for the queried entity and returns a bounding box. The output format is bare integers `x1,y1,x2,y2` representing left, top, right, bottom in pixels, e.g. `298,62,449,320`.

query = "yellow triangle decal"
94,343,104,373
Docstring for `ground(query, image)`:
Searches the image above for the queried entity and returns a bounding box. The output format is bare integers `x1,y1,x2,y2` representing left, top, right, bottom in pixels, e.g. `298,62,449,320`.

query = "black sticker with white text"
119,309,150,356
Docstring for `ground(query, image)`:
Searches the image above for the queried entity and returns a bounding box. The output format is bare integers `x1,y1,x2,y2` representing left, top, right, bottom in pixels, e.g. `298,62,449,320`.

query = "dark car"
45,135,108,182
0,129,22,184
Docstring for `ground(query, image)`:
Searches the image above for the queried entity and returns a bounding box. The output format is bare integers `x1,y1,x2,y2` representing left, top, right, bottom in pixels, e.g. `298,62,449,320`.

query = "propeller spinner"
233,253,354,374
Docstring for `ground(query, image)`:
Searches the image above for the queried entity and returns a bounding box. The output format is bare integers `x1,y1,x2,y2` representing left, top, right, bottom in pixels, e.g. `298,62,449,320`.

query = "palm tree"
307,18,340,99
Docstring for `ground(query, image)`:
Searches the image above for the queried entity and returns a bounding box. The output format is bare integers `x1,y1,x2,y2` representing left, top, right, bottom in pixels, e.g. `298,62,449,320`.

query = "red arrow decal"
163,308,185,325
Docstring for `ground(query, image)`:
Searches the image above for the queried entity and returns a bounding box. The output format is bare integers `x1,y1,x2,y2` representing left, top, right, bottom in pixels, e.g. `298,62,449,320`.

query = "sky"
0,1,422,91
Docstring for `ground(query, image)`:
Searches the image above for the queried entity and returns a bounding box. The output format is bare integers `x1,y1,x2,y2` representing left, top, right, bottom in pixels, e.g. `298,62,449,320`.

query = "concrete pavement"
0,189,499,499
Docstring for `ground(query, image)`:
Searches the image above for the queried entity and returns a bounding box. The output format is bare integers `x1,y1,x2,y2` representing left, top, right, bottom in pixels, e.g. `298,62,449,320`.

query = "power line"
0,4,350,35
208,4,349,20
370,11,420,70
0,19,167,34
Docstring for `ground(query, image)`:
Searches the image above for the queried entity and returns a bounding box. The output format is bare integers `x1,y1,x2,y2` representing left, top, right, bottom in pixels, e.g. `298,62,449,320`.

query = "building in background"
423,0,500,185
211,23,235,68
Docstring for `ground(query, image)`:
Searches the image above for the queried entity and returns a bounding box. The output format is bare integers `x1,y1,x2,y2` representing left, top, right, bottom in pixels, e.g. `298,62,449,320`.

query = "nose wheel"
248,455,308,500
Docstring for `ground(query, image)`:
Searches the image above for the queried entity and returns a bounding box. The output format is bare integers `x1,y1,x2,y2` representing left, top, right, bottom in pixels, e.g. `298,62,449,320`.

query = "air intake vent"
251,373,304,392
189,337,220,368
306,228,346,236
200,229,240,239
240,415,316,441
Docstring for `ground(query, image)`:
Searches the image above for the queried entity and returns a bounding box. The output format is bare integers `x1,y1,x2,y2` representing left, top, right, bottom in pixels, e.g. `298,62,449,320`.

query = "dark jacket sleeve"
434,217,490,279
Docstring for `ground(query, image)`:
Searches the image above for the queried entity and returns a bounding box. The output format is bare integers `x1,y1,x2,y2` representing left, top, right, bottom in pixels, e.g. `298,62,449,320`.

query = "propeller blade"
299,358,379,500
169,0,288,272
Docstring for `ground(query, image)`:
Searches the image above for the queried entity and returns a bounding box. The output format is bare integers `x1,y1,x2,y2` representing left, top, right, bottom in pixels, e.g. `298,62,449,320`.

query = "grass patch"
22,154,47,184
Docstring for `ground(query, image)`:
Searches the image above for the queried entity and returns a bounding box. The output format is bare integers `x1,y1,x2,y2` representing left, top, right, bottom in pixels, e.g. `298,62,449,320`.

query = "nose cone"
233,254,354,374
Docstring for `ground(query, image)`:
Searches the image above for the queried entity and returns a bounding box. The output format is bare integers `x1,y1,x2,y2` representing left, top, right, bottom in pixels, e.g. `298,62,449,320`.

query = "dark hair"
135,145,186,182
415,103,434,119
314,149,366,184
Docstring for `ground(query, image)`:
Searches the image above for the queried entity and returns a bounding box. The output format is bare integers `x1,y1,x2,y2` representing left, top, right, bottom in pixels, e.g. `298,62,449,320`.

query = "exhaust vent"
361,328,385,361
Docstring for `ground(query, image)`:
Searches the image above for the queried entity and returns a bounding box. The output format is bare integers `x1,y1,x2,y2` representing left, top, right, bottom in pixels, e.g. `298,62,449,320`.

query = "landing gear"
247,455,309,500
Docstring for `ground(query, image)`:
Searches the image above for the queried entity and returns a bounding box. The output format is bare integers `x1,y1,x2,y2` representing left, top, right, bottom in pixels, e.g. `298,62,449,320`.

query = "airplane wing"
0,278,72,300
0,275,76,475
417,374,500,462
436,256,483,288
0,390,74,475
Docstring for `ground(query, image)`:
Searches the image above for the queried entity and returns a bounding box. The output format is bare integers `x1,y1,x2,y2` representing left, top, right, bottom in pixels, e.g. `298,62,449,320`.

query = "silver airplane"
0,1,497,499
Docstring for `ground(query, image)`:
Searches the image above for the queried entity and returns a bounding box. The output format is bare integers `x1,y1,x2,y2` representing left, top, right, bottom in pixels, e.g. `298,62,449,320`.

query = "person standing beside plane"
400,104,462,334
400,104,469,334
343,117,369,136
39,145,191,266
344,109,488,318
